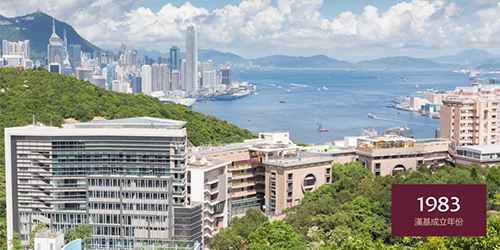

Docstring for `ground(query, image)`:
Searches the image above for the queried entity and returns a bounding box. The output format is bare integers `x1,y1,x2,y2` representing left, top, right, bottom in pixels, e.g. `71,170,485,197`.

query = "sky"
0,0,499,62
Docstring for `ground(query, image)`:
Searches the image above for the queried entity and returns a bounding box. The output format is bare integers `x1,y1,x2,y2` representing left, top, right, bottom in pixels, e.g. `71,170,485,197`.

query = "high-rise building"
5,117,202,248
151,63,160,92
171,70,181,91
141,65,152,95
2,39,30,59
185,24,198,96
68,44,82,71
132,50,138,67
221,68,232,88
47,19,64,66
440,99,500,146
201,60,215,89
48,63,61,74
132,75,142,94
106,65,115,91
169,46,180,70
180,59,186,90
76,68,93,81
160,64,170,92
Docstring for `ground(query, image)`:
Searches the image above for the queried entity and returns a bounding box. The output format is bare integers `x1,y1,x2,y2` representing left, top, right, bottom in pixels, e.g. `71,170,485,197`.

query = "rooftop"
262,152,335,167
456,144,500,155
187,155,231,170
63,117,186,130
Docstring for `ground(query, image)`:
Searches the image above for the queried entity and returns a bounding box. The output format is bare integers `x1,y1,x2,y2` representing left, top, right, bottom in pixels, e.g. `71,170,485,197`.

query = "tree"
249,220,306,250
65,224,92,244
210,227,244,250
9,232,23,250
29,223,48,249
487,166,500,186
230,208,268,242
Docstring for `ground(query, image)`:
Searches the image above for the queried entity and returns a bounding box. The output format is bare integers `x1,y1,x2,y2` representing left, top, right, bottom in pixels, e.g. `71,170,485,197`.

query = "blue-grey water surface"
192,68,487,145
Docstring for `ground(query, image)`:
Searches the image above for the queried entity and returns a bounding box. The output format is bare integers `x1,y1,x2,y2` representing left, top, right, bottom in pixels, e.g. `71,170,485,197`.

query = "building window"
287,173,293,180
375,163,381,170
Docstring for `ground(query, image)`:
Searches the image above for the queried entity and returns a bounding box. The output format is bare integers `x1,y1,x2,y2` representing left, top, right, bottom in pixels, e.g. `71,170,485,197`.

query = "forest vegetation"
212,161,500,249
0,66,255,249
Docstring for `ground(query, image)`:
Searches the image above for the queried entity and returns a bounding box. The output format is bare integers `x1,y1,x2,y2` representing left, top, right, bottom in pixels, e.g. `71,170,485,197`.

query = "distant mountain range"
0,11,100,62
1,12,498,70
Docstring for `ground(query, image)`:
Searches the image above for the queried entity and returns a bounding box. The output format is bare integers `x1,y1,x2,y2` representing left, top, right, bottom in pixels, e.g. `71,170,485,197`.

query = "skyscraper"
185,24,198,96
106,65,115,91
151,63,160,92
201,60,216,89
180,59,186,90
141,65,152,95
68,44,82,72
47,19,64,66
169,46,180,70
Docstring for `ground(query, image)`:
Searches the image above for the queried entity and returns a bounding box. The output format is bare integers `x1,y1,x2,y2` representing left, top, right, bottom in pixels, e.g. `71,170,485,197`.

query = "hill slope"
430,49,497,64
356,56,455,68
0,11,101,62
251,55,353,68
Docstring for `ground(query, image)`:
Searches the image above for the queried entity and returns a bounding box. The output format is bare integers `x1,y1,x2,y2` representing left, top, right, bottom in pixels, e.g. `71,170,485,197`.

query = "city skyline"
0,1,498,62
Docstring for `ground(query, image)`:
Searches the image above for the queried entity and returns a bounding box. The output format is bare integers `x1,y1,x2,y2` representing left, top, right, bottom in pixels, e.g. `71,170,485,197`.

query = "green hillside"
0,11,101,62
0,66,255,248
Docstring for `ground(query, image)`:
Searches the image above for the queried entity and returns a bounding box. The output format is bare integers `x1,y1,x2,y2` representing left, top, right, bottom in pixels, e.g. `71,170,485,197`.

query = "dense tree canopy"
0,66,255,247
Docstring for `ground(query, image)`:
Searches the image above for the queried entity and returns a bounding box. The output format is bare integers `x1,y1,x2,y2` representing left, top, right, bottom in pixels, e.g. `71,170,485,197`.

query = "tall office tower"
68,44,82,72
47,19,64,66
132,75,142,94
180,59,186,90
5,117,202,248
185,24,198,96
106,65,115,90
171,70,181,91
221,68,232,88
160,64,170,92
201,60,215,89
440,99,500,146
141,65,152,95
169,46,180,70
2,39,30,59
132,50,138,67
151,63,160,92
158,56,163,65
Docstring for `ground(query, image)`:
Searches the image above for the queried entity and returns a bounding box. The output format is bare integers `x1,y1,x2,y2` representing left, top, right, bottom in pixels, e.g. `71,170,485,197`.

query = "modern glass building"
6,117,202,248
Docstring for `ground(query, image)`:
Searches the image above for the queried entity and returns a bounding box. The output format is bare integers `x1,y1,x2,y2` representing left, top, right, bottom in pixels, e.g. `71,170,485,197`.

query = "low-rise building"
357,136,450,176
455,145,500,165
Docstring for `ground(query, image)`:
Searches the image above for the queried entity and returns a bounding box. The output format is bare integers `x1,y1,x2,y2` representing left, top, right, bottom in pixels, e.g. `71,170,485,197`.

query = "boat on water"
432,114,440,119
317,122,329,132
322,77,331,79
397,112,400,114
285,89,291,92
270,83,276,86
368,113,376,118
290,83,307,87
317,88,321,91
322,86,328,90
422,110,427,116
361,128,377,136
277,86,282,88
279,101,285,103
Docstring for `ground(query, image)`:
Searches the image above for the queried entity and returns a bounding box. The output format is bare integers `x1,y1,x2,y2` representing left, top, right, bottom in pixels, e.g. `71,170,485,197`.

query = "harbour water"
192,68,478,145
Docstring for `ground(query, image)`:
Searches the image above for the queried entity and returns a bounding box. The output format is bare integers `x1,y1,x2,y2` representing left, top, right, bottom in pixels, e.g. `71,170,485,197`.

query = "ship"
317,88,321,91
361,128,377,136
290,83,307,87
322,86,328,90
432,114,440,119
422,110,427,116
279,101,285,103
368,113,376,118
317,122,329,132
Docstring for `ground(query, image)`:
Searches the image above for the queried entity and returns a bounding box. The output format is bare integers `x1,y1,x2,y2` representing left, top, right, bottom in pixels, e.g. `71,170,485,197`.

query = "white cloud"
0,0,498,59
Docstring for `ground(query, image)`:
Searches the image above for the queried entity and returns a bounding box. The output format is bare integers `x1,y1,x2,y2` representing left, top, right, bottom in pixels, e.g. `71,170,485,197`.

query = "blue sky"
0,0,499,61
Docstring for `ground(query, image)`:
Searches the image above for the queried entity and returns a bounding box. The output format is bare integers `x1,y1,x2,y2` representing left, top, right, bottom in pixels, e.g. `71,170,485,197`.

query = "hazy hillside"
0,11,101,62
251,55,353,68
430,49,497,64
356,56,455,69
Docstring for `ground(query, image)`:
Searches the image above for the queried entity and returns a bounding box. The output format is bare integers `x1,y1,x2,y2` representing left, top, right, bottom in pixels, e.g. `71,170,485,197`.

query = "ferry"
290,83,307,87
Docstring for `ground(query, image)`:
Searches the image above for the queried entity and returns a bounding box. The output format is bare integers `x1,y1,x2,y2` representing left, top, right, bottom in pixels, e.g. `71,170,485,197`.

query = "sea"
191,68,498,145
